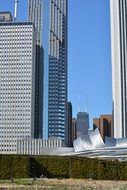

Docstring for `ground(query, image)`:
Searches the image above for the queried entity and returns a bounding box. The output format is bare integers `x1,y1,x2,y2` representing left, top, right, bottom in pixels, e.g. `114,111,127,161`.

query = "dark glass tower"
76,112,89,138
48,0,68,141
28,0,43,138
28,0,68,141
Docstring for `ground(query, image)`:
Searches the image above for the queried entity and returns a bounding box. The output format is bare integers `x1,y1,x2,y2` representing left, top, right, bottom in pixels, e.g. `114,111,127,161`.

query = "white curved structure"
73,128,105,152
89,128,105,148
73,135,93,152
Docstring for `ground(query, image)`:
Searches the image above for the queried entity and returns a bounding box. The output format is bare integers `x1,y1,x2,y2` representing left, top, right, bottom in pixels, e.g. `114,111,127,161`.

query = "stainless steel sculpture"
105,136,116,147
17,128,127,161
73,135,93,152
55,129,127,160
89,128,105,148
73,128,105,152
116,137,127,147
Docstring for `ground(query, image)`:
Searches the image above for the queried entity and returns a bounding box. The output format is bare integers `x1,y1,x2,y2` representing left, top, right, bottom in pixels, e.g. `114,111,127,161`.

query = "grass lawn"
1,178,127,189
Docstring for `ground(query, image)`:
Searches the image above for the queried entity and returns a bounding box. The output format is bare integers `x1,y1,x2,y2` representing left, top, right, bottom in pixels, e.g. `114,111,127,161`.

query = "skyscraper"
28,0,43,138
110,0,127,138
76,112,89,138
0,13,36,154
28,0,68,141
66,102,72,147
28,0,42,46
72,118,77,142
93,114,113,141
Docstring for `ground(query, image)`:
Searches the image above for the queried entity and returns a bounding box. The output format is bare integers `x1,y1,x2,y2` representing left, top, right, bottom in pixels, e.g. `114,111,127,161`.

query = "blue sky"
68,0,112,127
0,0,112,128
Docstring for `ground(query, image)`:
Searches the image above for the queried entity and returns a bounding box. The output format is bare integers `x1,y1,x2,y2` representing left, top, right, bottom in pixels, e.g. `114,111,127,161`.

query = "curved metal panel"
73,135,93,152
116,137,127,147
73,137,86,152
89,128,105,148
105,136,116,147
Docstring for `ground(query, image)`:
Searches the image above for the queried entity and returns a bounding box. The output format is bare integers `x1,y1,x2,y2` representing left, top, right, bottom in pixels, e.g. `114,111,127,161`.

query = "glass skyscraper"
28,0,44,138
76,112,89,138
110,0,127,138
28,0,68,141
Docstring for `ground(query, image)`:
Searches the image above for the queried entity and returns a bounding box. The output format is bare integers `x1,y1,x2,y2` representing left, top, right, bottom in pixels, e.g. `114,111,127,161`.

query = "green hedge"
31,156,69,178
0,155,11,180
0,155,30,180
1,155,127,180
10,156,30,178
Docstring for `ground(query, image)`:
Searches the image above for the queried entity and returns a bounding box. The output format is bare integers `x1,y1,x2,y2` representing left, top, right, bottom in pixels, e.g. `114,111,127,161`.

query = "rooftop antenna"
85,93,88,113
14,0,18,21
78,106,80,113
78,94,81,112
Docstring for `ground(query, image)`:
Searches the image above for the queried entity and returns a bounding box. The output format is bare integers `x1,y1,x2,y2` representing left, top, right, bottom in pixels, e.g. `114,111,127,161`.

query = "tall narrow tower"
28,0,44,138
110,0,127,138
28,0,68,141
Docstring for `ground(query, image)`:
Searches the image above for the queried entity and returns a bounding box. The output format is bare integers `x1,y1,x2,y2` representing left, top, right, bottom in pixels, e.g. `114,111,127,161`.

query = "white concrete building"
17,138,65,155
0,20,36,154
110,0,127,138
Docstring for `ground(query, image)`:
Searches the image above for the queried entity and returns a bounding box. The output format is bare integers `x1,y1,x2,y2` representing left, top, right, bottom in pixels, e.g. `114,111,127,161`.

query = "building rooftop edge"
100,114,112,117
0,11,12,15
0,22,35,26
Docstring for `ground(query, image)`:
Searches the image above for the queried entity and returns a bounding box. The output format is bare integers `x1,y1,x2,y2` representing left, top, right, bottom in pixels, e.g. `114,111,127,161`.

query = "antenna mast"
78,94,81,112
85,93,88,112
14,0,19,21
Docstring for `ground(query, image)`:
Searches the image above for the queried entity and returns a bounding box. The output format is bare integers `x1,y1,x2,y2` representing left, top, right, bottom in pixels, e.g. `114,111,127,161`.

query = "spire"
85,93,88,113
78,94,81,112
14,0,18,21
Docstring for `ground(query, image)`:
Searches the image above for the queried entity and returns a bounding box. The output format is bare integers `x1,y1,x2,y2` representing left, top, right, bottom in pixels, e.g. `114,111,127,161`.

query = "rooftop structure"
0,12,12,22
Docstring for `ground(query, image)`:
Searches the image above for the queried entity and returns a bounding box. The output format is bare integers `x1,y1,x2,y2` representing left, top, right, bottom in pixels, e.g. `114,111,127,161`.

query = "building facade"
17,138,65,155
28,0,68,141
28,0,42,46
76,112,89,138
93,115,113,141
28,0,43,138
48,0,68,141
0,20,36,154
110,0,127,138
72,118,77,142
66,102,72,147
